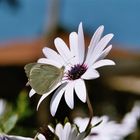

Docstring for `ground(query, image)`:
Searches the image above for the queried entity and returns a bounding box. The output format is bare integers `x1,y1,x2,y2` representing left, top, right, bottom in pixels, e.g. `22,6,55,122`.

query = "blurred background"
0,0,140,139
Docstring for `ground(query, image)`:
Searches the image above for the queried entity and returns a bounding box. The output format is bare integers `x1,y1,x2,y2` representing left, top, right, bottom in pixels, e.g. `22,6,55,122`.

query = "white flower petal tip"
100,33,114,46
70,32,77,37
93,59,116,69
48,125,55,133
29,89,36,97
36,93,49,110
96,25,104,35
78,22,83,31
105,33,114,41
37,134,46,140
99,45,113,59
54,37,72,62
42,47,47,54
79,22,83,27
99,25,104,30
111,61,115,65
109,33,114,38
42,47,51,57
78,22,85,64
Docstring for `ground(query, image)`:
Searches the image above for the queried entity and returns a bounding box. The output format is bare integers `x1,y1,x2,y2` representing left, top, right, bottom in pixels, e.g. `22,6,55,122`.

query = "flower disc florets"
67,64,87,80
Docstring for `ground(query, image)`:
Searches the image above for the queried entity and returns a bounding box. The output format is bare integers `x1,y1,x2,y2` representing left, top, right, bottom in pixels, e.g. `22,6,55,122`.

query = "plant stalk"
85,92,93,135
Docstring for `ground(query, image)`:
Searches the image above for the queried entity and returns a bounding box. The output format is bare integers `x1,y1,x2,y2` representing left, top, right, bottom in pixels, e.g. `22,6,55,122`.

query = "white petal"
74,117,89,132
37,93,50,110
89,25,104,49
37,82,61,110
70,128,78,140
29,89,36,97
78,22,85,64
87,34,114,66
37,58,62,68
48,125,55,133
93,59,115,69
64,82,74,109
50,83,67,116
37,134,46,140
94,34,114,55
85,25,104,64
42,47,64,65
55,123,63,139
69,32,79,64
6,135,33,140
63,123,71,140
97,45,112,60
74,79,86,103
81,68,100,80
77,132,86,140
54,37,72,63
131,102,140,119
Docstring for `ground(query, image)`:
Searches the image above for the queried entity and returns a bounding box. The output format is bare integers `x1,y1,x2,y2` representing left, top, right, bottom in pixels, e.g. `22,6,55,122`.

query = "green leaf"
16,90,32,120
3,114,18,133
0,127,3,133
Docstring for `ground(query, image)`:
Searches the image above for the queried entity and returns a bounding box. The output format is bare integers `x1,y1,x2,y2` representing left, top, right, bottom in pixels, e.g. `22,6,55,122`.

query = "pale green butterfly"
24,63,65,95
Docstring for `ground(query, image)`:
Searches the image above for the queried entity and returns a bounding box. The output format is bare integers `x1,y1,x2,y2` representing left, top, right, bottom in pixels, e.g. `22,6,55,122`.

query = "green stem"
85,92,93,135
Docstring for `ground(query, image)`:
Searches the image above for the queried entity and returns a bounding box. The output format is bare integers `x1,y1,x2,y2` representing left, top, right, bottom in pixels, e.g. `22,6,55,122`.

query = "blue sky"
0,0,140,50
0,0,47,42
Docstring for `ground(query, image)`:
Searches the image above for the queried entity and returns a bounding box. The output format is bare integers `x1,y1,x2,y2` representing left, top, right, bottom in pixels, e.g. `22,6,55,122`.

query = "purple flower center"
66,64,87,80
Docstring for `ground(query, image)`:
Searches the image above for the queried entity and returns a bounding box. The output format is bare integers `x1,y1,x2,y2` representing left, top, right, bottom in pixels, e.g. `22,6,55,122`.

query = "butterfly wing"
24,63,37,86
25,63,64,95
24,63,37,77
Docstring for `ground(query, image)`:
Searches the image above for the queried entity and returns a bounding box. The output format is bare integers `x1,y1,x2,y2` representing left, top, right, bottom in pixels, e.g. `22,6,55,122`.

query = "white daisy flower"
48,122,86,140
30,22,115,116
74,102,140,140
75,116,122,140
